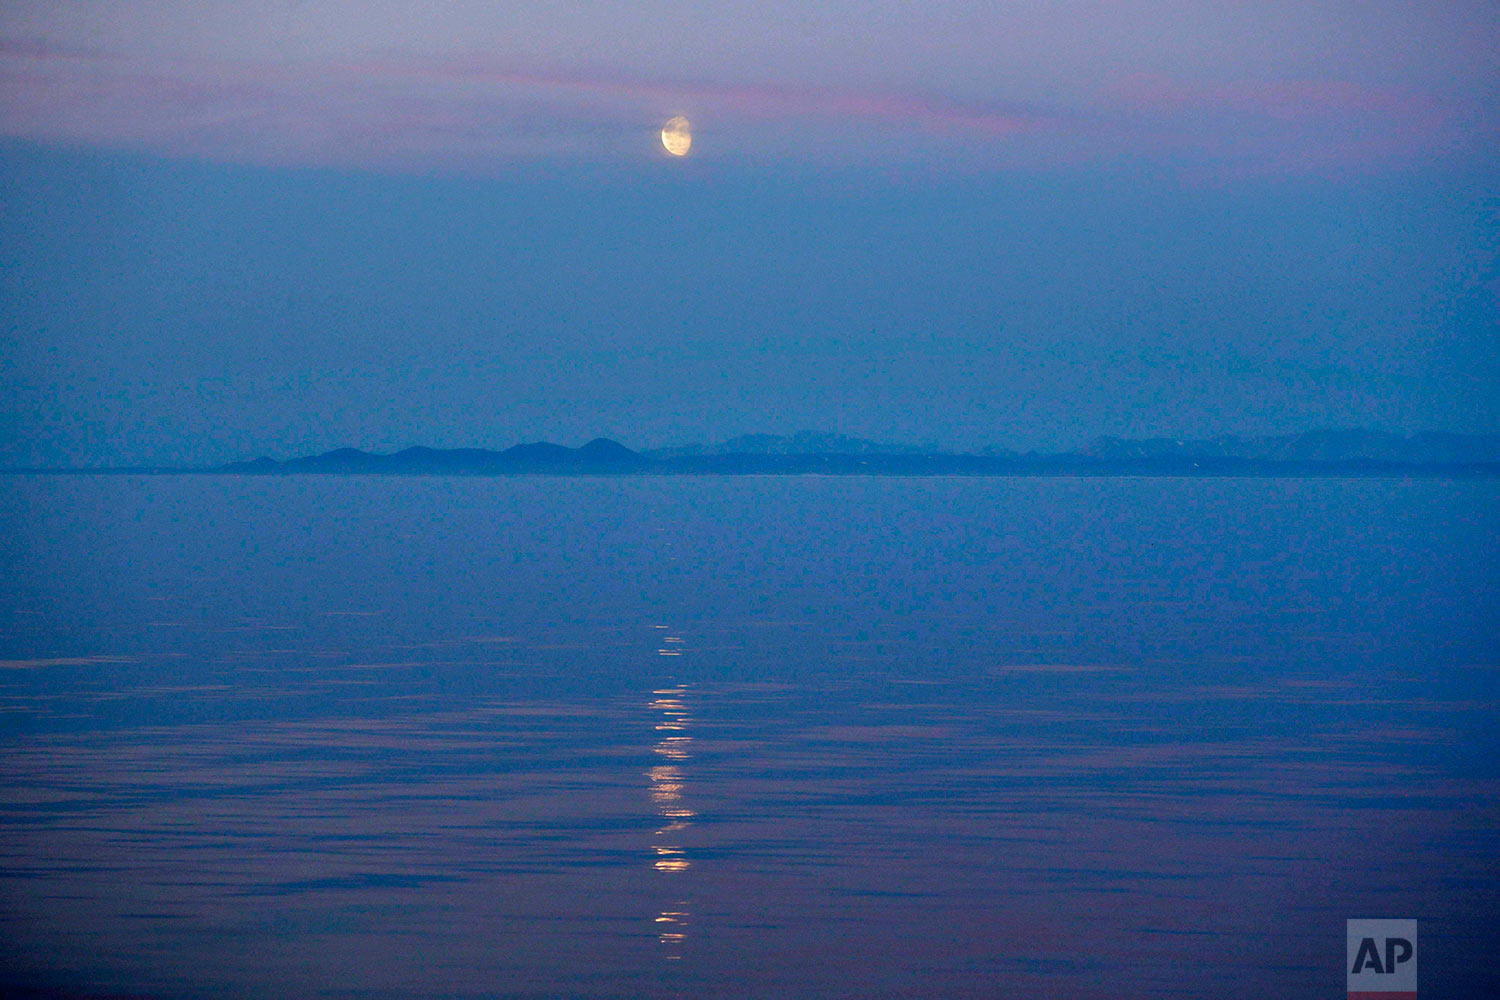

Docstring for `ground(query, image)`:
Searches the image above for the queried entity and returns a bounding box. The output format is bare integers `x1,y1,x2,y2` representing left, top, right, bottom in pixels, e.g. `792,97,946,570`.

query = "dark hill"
210,431,1499,478
220,439,648,474
282,447,380,471
1082,429,1500,464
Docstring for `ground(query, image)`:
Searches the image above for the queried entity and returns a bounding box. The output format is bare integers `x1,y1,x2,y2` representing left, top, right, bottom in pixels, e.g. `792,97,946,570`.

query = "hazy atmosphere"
2,1,1497,466
3,6,1498,999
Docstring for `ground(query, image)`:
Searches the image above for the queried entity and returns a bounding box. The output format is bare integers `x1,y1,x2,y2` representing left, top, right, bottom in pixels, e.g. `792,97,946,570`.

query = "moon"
661,116,691,157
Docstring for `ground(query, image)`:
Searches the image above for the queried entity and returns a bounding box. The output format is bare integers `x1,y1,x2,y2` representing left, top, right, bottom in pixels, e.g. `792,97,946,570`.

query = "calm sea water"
1,474,1496,999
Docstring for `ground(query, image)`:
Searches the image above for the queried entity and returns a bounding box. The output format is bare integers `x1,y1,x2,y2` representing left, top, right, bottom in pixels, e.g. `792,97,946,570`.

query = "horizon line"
6,426,1499,476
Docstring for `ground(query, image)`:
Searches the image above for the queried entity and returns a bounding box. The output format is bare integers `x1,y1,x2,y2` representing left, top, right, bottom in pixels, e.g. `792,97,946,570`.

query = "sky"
1,1,1497,466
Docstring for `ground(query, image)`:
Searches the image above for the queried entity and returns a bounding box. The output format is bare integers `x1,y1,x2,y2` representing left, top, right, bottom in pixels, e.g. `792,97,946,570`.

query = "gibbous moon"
661,116,691,157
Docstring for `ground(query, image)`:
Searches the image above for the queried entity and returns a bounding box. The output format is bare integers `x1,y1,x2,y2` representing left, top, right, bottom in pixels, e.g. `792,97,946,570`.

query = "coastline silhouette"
208,428,1500,477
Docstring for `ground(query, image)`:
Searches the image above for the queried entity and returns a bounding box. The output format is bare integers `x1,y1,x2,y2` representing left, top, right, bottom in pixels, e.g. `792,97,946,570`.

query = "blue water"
1,475,1497,998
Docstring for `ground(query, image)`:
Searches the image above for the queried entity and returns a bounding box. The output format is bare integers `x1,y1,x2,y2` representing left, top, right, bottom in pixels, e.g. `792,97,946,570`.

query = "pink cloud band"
0,38,1479,176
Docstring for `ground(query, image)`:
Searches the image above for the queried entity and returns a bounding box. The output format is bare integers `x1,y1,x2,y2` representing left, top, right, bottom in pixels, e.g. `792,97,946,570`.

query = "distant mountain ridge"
648,431,936,459
220,438,649,474
205,429,1500,477
1079,429,1500,464
656,428,1500,464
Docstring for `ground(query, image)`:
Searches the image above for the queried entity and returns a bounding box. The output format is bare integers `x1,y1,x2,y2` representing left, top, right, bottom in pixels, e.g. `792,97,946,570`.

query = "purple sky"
0,3,1497,465
3,1,1496,176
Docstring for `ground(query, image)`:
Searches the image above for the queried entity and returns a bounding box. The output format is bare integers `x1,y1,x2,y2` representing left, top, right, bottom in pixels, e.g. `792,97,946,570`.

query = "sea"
1,474,1496,999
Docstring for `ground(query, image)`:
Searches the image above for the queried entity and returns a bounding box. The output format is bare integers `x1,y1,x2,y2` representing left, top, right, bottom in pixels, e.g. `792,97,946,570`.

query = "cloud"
0,38,1486,176
0,40,1061,171
1115,73,1447,121
1105,72,1487,176
376,53,1046,135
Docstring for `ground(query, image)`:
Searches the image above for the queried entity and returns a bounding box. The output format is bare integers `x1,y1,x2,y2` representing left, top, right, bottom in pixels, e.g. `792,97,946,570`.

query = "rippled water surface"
1,475,1497,998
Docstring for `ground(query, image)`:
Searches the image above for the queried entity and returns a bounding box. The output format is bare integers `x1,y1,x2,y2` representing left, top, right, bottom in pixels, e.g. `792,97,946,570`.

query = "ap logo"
1347,919,1416,999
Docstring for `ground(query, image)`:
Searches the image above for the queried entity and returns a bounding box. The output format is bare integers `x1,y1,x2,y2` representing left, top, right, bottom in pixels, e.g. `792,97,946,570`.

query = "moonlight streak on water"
650,629,692,960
